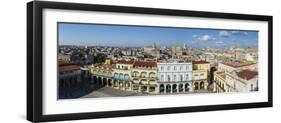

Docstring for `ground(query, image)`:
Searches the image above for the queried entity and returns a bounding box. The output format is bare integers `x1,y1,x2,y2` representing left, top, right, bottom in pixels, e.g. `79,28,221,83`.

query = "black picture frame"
27,1,273,122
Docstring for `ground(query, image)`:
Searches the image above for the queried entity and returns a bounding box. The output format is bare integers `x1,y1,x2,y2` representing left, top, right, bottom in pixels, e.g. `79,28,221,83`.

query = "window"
174,66,177,70
174,75,177,81
180,75,183,81
161,75,164,81
161,66,164,71
141,72,147,78
167,75,170,82
186,74,189,80
180,66,182,70
167,66,170,70
124,74,129,80
194,83,199,90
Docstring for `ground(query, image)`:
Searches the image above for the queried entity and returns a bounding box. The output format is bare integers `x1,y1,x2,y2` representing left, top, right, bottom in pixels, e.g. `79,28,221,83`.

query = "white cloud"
198,35,213,41
219,31,229,37
216,41,225,44
192,35,197,38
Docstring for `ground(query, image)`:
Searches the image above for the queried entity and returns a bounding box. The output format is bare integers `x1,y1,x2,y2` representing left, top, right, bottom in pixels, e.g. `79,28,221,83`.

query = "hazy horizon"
58,23,258,48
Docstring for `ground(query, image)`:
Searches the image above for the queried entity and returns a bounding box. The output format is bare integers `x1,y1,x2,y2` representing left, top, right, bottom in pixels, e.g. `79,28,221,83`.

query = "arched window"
133,71,139,77
119,73,124,80
172,84,177,93
124,74,129,80
166,84,171,93
114,73,119,79
194,83,199,90
185,83,190,92
179,84,184,92
159,84,165,93
140,72,147,78
149,72,156,78
200,81,204,90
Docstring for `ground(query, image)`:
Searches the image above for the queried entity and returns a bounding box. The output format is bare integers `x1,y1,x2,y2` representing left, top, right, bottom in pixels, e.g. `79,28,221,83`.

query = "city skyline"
59,23,258,48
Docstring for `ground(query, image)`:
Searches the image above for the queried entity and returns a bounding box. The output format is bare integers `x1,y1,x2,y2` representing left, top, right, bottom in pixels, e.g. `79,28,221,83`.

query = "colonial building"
213,72,230,93
157,62,193,93
192,61,210,92
131,61,158,93
88,61,114,87
113,60,134,90
58,61,81,98
213,61,258,93
218,61,257,73
226,69,258,92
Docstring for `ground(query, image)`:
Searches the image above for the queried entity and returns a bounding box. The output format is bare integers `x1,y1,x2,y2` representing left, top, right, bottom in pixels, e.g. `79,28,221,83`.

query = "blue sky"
58,23,258,48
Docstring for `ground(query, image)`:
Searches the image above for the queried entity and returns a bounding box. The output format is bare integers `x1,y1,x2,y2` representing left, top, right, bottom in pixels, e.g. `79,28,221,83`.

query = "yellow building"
192,61,210,91
104,59,112,65
88,61,114,87
131,61,157,93
113,60,134,90
213,71,231,93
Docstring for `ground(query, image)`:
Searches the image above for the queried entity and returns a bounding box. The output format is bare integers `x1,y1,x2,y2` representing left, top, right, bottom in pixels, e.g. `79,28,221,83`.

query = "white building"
213,62,258,93
226,70,258,92
157,62,193,93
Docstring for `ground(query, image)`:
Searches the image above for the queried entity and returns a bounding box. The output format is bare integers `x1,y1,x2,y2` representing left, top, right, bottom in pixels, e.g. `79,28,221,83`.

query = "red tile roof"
236,70,258,80
133,61,157,68
116,60,134,64
100,64,113,70
192,61,210,64
59,61,80,72
221,62,255,68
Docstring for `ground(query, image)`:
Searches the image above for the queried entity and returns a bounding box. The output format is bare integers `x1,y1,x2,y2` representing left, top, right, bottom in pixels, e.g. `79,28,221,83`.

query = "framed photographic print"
27,1,273,122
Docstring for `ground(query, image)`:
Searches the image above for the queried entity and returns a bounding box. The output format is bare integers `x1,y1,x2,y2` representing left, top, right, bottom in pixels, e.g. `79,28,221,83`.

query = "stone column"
189,82,193,92
155,84,159,94
177,83,179,93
